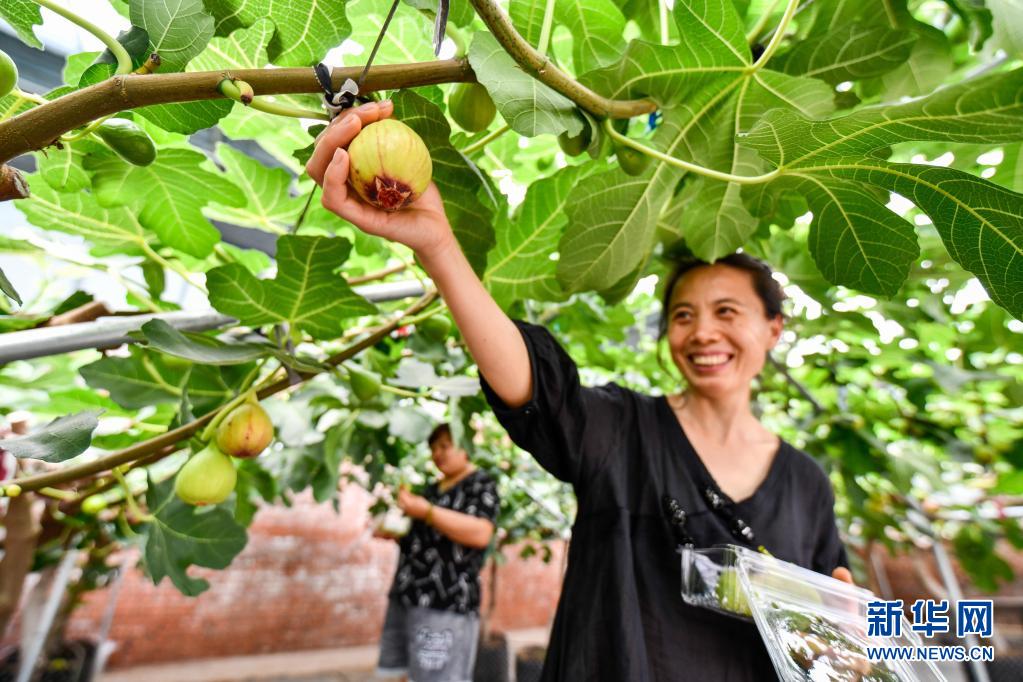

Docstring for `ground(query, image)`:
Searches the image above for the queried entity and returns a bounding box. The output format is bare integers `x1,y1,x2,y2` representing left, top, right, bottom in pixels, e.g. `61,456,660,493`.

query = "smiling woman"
310,100,853,681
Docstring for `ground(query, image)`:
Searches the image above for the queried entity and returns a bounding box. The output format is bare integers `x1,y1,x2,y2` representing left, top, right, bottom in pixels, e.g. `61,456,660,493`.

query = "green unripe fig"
0,50,18,99
80,495,108,515
216,400,274,459
715,567,751,616
448,82,496,133
418,316,452,342
615,143,651,176
95,118,157,167
347,119,432,211
174,444,237,506
557,123,592,157
348,365,382,402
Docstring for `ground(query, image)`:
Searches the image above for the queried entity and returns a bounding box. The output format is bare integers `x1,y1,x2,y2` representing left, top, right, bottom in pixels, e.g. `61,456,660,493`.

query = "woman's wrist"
424,502,435,524
416,231,461,273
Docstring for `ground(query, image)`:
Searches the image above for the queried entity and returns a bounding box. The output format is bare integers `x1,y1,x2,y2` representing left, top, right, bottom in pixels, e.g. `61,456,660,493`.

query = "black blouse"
480,321,848,682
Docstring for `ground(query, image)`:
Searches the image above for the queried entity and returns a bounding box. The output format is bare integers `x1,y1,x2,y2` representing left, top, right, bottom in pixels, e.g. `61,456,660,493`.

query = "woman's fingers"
306,100,394,184
322,149,392,233
832,566,855,585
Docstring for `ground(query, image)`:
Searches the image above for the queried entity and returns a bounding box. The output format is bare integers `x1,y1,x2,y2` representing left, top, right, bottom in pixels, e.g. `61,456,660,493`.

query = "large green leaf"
80,348,251,412
34,141,101,193
203,0,350,66
136,100,235,135
993,144,1023,192
557,164,675,293
0,0,42,48
468,32,583,138
579,0,749,105
203,144,305,233
129,0,215,72
16,177,148,253
771,173,919,295
739,69,1023,312
553,0,627,73
670,70,836,260
509,0,547,46
742,70,1023,168
78,27,152,87
144,475,248,596
814,162,1023,317
0,411,100,463
207,235,376,339
86,147,246,258
485,163,599,307
556,0,765,292
774,24,917,85
392,90,496,275
184,18,315,167
137,319,271,365
879,25,954,99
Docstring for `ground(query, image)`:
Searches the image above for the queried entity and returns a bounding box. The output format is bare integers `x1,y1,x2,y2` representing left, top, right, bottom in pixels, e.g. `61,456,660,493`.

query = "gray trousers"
377,597,480,682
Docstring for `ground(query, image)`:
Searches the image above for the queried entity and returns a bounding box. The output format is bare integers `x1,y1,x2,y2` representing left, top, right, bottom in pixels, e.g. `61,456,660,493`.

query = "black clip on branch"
314,63,359,120
314,0,403,120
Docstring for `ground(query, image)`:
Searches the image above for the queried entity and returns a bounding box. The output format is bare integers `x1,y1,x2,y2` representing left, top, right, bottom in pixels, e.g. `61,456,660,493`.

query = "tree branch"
0,60,475,167
5,291,439,493
467,0,656,119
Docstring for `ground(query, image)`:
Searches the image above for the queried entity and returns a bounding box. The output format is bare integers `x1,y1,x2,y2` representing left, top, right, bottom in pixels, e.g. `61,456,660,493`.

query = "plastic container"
679,544,755,620
680,545,947,681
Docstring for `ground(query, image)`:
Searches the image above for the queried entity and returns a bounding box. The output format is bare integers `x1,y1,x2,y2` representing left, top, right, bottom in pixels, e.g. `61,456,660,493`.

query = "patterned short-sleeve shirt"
391,469,499,614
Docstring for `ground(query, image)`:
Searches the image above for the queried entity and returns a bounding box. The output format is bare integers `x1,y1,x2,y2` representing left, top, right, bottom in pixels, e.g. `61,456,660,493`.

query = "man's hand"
396,486,431,520
306,100,455,258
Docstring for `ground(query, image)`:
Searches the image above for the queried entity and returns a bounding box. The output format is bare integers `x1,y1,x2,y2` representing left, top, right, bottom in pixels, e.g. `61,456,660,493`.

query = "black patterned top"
390,469,499,614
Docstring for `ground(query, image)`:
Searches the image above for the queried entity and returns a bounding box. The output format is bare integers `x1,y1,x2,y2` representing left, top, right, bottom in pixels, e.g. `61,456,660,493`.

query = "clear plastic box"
680,545,947,681
679,544,755,620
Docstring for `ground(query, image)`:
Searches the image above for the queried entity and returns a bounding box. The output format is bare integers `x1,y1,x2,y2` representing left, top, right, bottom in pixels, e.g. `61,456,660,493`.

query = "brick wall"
60,485,565,668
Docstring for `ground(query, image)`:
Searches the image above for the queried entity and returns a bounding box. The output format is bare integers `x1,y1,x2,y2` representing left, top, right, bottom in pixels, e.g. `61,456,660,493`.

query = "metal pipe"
0,280,426,364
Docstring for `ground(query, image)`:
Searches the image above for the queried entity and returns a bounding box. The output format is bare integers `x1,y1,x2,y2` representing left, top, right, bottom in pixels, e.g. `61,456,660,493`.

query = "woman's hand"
832,566,855,585
308,103,533,410
306,100,455,259
396,486,431,520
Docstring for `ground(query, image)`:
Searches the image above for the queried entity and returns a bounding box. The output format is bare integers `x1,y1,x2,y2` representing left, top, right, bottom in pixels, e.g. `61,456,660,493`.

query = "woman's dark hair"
658,253,786,340
427,423,452,447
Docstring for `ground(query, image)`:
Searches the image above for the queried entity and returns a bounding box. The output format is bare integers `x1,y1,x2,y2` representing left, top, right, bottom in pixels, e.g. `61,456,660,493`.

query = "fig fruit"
347,119,432,211
0,49,18,99
216,400,274,459
715,567,751,616
557,124,592,157
448,82,496,133
348,364,382,402
174,444,237,506
615,143,651,176
96,118,157,167
80,495,108,515
418,315,452,342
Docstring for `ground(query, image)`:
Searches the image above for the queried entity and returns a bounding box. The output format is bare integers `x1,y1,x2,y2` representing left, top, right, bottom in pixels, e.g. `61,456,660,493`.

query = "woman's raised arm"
306,101,532,408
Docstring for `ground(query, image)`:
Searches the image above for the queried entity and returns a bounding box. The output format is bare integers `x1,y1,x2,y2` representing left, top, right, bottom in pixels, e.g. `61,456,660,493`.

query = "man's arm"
398,487,495,550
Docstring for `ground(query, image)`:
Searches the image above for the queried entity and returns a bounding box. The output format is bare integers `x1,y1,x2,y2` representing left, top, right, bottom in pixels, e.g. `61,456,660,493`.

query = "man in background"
374,423,499,682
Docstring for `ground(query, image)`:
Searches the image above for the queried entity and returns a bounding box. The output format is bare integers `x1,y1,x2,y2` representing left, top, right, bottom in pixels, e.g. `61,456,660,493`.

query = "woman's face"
666,264,783,400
